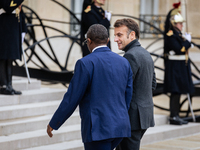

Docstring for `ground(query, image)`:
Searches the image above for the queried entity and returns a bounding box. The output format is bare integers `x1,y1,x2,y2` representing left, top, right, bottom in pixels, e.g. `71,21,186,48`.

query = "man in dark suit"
0,0,24,95
81,0,111,57
47,24,133,150
114,18,157,150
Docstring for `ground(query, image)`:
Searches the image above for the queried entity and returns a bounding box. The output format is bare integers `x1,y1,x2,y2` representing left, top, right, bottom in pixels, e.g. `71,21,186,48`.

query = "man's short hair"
114,18,140,39
86,24,108,45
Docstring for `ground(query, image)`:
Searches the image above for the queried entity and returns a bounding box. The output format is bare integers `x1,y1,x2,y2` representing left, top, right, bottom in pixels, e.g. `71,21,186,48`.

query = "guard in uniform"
0,0,25,95
81,0,111,57
163,2,195,125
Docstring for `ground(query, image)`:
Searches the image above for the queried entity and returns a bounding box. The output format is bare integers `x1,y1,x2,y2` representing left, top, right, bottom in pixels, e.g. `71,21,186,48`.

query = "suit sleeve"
123,53,139,81
20,8,27,33
49,59,90,130
166,35,191,54
152,71,157,91
125,65,133,110
1,0,24,13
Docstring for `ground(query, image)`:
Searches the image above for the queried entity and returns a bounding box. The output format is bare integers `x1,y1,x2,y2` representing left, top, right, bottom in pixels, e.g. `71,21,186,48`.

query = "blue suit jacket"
49,47,133,143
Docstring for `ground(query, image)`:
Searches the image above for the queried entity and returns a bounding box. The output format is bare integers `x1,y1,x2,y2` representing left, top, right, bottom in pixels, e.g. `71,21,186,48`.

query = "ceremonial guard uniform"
163,2,194,125
81,0,111,56
0,0,24,95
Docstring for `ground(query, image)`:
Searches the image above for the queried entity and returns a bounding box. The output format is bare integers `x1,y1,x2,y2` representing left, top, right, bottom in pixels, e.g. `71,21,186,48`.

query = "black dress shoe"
169,116,188,125
12,89,22,95
169,116,183,125
179,118,188,124
6,85,22,95
0,87,14,95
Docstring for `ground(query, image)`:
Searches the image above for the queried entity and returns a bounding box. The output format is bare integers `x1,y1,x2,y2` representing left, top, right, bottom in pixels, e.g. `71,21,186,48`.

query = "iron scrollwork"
12,0,200,118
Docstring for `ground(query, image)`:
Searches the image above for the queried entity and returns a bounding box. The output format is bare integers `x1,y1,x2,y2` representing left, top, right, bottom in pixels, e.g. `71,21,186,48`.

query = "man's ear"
87,38,92,52
130,31,136,40
87,38,92,45
107,38,110,45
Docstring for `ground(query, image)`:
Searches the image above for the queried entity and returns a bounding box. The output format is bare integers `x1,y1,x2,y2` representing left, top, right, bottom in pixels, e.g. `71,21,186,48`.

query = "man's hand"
47,124,53,138
105,10,112,21
184,32,192,42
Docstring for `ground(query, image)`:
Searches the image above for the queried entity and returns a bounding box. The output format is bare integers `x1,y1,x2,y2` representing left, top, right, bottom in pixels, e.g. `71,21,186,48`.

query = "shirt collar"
92,45,107,52
123,39,140,52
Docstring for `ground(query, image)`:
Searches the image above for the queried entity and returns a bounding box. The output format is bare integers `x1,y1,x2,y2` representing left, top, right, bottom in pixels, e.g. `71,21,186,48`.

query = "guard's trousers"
0,59,13,87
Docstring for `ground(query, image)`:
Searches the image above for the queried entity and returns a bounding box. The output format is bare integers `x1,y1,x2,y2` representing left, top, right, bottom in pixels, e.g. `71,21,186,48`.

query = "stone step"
141,122,200,146
0,124,81,150
12,78,41,91
18,114,167,150
0,88,66,107
154,114,168,126
0,100,62,120
22,140,84,150
20,123,200,150
0,111,80,136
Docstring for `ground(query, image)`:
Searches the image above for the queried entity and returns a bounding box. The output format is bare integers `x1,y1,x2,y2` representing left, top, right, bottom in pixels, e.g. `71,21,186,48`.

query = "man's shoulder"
82,48,127,62
125,45,152,63
126,45,147,55
83,3,98,14
79,54,92,63
83,4,92,13
79,51,99,63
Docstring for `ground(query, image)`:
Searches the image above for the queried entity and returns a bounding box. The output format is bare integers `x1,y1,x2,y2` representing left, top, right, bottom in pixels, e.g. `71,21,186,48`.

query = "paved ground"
141,133,200,150
139,92,200,150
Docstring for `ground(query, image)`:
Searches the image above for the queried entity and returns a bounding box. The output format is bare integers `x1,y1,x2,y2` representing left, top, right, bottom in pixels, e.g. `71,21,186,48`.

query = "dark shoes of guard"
169,116,188,125
0,87,22,95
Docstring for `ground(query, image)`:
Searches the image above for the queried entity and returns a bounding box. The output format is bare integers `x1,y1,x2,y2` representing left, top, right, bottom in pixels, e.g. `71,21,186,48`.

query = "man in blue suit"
47,24,133,150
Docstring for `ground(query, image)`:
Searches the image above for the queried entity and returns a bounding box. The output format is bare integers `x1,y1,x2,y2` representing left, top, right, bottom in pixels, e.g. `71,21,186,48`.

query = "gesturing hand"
47,124,54,138
184,32,192,42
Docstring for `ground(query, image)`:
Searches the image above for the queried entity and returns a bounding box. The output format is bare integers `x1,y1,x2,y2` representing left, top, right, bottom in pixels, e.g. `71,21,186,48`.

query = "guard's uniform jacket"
164,28,195,94
81,3,110,56
0,0,24,60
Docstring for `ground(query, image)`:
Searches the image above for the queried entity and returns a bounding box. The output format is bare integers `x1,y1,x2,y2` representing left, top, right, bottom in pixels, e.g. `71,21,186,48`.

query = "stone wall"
22,0,200,38
159,0,200,38
23,0,71,38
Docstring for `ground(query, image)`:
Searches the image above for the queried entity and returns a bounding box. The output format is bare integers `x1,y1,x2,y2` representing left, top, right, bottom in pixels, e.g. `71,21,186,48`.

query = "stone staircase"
0,77,200,150
0,77,82,150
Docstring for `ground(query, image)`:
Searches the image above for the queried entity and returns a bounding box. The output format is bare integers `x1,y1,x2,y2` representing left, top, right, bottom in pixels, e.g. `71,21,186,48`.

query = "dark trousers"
84,138,122,150
116,129,147,150
0,59,13,87
170,93,181,117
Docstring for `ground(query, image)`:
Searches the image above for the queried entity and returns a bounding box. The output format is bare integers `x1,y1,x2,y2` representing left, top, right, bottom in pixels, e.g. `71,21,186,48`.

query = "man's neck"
92,45,107,52
94,2,102,7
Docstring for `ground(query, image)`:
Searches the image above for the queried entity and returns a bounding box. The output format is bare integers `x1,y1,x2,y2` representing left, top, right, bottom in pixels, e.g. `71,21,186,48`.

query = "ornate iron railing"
12,0,200,119
139,14,166,38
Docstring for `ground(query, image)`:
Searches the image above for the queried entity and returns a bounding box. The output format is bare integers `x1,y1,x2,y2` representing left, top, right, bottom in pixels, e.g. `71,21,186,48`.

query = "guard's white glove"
169,50,175,55
105,10,112,21
0,8,6,14
184,32,192,42
21,32,26,44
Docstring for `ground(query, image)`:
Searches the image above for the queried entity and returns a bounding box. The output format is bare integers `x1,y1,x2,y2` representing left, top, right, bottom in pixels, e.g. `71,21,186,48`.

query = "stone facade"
159,0,200,38
22,0,200,38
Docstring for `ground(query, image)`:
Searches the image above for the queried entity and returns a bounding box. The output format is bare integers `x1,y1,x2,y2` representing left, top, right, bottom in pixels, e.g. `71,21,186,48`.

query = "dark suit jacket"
81,3,110,56
49,46,133,143
123,39,157,130
0,0,24,60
